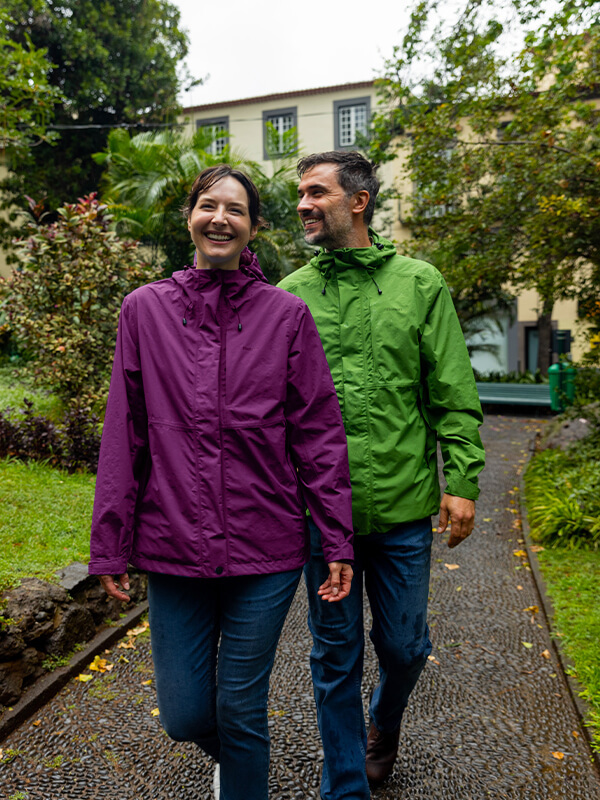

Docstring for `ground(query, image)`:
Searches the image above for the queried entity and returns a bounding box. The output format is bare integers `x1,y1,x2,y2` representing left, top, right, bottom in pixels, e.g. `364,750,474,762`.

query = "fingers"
439,496,476,549
99,573,131,603
437,504,449,533
318,563,353,602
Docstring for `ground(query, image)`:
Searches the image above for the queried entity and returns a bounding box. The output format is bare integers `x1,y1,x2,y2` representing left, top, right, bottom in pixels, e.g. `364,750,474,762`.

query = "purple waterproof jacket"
89,248,354,579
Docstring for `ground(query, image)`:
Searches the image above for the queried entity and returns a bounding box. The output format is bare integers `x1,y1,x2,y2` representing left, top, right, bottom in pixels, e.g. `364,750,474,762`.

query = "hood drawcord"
182,301,193,327
232,304,242,332
321,275,331,296
223,292,242,332
369,274,383,295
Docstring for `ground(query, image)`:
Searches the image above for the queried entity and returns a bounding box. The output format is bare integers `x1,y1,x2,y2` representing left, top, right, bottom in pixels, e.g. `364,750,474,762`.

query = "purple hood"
90,249,353,578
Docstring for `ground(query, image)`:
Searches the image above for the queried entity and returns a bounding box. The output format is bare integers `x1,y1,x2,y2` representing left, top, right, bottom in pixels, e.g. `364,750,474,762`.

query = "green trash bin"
548,362,576,412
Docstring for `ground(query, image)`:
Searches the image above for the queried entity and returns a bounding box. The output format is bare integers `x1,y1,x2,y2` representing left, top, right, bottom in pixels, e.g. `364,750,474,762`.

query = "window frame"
333,97,371,150
262,106,297,160
196,116,230,155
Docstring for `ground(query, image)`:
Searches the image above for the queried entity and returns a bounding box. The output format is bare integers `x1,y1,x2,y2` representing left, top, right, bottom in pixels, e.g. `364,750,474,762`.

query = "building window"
262,107,297,159
196,116,229,155
334,97,371,149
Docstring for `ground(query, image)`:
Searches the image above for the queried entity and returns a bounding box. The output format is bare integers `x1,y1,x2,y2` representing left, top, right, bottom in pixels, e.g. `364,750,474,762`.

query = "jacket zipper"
218,287,229,571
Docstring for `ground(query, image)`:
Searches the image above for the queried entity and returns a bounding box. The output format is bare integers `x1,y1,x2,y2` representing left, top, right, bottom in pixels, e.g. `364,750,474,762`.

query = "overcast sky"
174,0,410,108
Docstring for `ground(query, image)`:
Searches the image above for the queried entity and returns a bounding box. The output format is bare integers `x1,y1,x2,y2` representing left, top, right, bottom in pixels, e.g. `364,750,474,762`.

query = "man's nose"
297,196,310,214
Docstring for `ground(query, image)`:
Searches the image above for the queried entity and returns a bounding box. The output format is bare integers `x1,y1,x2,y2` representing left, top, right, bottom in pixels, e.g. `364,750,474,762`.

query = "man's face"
297,163,354,250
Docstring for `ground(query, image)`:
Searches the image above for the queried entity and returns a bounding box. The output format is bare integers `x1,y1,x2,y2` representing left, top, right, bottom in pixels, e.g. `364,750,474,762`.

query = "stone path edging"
0,600,148,743
518,442,599,769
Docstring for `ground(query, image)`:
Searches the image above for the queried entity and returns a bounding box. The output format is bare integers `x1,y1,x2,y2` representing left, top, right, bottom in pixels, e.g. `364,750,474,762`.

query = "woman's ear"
248,224,259,242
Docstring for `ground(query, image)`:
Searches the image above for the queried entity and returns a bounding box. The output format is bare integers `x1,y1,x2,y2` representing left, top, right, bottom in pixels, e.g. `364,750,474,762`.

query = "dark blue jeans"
148,569,302,800
305,518,433,800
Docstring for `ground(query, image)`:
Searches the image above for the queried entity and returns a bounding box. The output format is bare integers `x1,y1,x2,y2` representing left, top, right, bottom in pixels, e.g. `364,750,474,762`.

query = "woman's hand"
99,573,131,603
317,562,353,602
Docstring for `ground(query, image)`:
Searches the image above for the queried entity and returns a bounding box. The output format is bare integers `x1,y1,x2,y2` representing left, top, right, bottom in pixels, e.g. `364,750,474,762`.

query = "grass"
535,547,600,751
0,458,95,592
523,416,600,752
0,365,64,420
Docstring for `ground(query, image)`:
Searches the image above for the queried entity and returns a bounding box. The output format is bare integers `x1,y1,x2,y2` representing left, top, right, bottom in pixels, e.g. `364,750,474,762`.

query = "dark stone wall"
0,566,147,706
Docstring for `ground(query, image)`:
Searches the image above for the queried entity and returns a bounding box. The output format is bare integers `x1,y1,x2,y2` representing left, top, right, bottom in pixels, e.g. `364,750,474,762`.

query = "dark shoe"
366,722,400,786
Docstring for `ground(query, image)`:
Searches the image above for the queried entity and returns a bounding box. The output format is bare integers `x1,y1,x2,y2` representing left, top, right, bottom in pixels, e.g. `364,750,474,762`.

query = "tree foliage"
370,0,600,373
0,195,159,407
1,0,195,215
96,128,309,282
0,10,63,151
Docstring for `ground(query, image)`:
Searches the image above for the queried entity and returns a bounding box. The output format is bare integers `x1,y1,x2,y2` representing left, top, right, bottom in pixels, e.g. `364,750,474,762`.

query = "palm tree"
94,127,309,281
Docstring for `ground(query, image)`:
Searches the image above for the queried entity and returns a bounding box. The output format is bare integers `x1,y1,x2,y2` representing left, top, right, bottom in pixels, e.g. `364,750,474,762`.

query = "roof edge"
182,81,376,114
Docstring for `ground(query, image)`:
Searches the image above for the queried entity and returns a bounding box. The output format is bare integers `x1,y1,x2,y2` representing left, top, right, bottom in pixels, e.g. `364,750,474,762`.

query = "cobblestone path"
2,414,600,799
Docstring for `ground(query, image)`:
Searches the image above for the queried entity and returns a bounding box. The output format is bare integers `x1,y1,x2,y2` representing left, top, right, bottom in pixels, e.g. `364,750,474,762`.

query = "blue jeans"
148,569,302,800
305,518,433,800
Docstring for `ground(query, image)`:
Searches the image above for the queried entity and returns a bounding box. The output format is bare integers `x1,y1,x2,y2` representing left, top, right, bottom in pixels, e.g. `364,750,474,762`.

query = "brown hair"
182,165,263,227
297,151,379,225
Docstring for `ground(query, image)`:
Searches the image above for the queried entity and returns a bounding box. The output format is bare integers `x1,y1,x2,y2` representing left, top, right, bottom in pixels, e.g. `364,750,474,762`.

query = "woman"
89,165,354,800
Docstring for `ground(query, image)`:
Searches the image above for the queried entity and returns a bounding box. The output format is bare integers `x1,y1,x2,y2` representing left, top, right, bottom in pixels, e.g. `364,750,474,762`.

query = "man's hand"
437,494,475,548
99,573,131,603
317,562,353,602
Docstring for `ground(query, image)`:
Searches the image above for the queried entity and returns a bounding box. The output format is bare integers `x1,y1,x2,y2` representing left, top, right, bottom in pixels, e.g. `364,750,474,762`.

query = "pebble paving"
1,414,600,799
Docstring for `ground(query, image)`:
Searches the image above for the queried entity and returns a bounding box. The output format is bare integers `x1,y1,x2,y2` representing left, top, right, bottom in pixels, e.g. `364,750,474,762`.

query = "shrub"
473,369,548,384
0,194,159,408
524,435,600,548
0,398,101,473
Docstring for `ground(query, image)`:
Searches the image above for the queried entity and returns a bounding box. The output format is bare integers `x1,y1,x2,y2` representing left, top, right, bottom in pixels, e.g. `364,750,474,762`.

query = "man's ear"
351,190,370,217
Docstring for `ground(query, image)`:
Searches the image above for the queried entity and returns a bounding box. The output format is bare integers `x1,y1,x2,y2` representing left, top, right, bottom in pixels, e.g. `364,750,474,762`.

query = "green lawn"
0,365,64,419
523,426,600,752
0,458,95,592
535,547,600,750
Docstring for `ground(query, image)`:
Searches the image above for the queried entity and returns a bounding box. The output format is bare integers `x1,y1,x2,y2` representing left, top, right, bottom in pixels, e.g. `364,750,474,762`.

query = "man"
278,151,485,800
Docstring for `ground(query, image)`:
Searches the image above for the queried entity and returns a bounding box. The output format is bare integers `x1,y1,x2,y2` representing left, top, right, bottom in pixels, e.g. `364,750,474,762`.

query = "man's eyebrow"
297,182,327,196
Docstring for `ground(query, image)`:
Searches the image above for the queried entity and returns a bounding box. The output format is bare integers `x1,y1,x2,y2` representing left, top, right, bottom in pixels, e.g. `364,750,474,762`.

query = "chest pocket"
368,303,421,384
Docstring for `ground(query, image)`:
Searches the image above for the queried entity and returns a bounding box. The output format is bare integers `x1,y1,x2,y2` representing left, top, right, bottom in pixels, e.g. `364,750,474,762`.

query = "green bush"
473,369,548,384
573,365,600,406
524,436,600,548
0,194,159,409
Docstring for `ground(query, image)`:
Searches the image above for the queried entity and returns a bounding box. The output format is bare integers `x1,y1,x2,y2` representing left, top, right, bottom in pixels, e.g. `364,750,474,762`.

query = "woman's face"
187,176,258,270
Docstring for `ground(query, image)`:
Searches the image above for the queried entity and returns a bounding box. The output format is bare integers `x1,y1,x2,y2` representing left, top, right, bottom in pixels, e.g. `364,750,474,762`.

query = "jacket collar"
310,229,397,277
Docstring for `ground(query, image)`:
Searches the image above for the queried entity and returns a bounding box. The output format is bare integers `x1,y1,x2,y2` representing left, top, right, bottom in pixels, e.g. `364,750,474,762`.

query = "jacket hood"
179,246,269,284
171,247,269,330
309,229,397,278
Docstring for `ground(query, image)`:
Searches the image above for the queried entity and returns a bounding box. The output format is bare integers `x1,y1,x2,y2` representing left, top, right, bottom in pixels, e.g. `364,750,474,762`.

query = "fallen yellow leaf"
524,606,539,615
572,730,580,738
151,708,160,717
129,621,150,637
32,719,42,726
444,563,460,570
513,549,527,558
142,679,153,686
517,585,523,590
117,640,136,650
75,673,93,682
530,545,545,553
89,655,113,673
456,586,462,591
427,655,441,665
541,649,551,659
552,751,564,760
522,642,533,649
483,518,492,522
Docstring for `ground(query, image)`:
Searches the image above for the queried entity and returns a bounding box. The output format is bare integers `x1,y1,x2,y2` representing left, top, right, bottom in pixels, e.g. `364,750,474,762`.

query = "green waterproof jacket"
278,231,485,535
